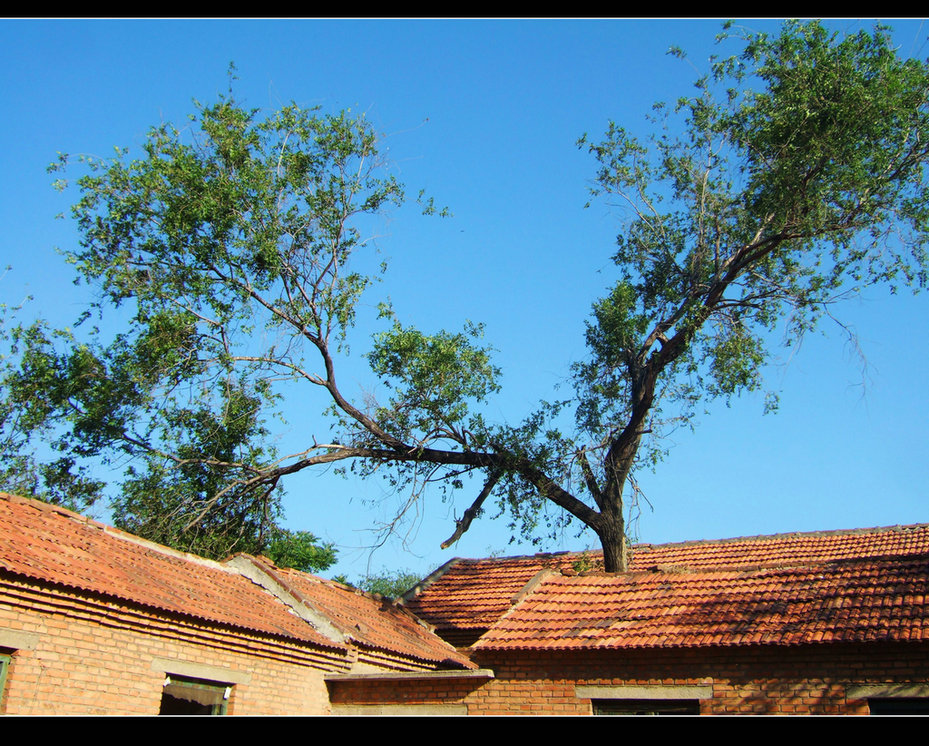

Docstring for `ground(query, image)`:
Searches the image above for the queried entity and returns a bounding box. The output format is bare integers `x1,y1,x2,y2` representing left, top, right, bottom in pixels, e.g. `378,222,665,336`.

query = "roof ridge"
224,555,348,645
263,560,474,668
1,491,99,523
267,560,436,628
631,523,929,552
554,550,929,579
423,523,929,566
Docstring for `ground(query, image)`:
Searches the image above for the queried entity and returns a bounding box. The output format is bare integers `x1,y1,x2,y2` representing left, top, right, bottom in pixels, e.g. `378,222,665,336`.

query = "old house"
331,525,929,715
3,488,929,715
0,493,471,715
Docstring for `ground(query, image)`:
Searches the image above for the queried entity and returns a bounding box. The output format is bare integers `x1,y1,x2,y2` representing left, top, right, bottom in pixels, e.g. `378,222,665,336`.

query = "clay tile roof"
268,565,475,669
403,553,581,632
405,524,929,644
0,493,342,649
628,525,929,572
473,554,929,650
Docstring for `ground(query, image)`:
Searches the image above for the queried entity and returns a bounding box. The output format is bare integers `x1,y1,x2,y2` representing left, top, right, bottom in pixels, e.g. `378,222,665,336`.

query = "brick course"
0,574,345,715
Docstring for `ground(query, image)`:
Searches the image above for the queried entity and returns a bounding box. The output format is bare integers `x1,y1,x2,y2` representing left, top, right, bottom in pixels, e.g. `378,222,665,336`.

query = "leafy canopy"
2,22,928,573
0,84,406,569
333,568,424,600
560,21,929,567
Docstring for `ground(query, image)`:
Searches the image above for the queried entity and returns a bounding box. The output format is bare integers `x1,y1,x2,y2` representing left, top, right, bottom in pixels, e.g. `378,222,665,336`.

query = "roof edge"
397,556,465,604
224,555,348,646
1,493,243,578
631,523,929,553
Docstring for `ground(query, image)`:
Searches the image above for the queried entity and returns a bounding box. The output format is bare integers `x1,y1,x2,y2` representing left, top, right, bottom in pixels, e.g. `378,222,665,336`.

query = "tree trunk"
597,478,628,572
597,517,628,572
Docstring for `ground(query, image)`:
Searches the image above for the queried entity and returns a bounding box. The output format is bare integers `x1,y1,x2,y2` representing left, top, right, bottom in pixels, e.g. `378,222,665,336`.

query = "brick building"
330,525,929,715
0,493,471,715
3,489,928,715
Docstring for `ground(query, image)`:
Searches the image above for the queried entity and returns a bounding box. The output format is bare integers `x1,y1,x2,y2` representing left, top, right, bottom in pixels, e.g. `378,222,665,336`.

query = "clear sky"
2,19,928,582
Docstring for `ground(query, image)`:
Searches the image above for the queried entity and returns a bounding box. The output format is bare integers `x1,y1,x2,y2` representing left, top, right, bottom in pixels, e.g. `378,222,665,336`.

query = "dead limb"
441,469,502,549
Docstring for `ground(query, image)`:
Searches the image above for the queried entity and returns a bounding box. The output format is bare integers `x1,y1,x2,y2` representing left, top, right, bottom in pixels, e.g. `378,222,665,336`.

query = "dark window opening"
159,674,231,715
869,698,929,715
0,651,11,712
593,698,700,715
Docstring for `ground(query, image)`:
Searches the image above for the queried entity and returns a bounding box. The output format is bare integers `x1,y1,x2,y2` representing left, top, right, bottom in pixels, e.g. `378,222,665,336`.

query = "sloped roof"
0,493,340,648
629,525,929,571
474,554,929,650
405,524,929,648
404,553,578,632
266,563,474,669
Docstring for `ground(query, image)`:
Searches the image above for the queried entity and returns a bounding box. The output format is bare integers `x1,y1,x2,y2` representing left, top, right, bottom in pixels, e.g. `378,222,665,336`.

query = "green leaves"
584,281,649,368
264,530,337,573
704,319,765,399
6,23,929,573
565,21,929,567
109,378,285,561
367,321,500,443
580,21,929,432
344,568,422,599
1,86,417,562
65,96,402,344
724,23,929,241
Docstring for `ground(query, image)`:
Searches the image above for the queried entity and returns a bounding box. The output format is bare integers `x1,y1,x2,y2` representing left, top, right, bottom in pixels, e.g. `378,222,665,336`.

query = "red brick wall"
328,643,929,715
328,673,486,711
0,575,349,716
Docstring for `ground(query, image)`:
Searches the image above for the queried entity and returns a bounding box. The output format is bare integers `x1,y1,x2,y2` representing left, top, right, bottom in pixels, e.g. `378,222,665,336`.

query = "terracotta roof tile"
0,493,341,649
629,525,929,571
405,524,929,644
474,555,929,650
269,565,475,669
404,555,581,631
0,493,476,667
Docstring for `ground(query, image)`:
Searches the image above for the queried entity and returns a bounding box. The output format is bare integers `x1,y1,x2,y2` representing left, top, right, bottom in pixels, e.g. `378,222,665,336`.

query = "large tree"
3,22,928,571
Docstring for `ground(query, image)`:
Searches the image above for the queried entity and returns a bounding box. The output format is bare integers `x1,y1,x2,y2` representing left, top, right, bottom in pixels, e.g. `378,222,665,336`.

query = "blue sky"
2,19,928,581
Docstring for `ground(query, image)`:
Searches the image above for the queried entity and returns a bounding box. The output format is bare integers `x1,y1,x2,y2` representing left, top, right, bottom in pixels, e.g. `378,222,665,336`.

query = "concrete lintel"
332,704,468,716
326,668,495,683
848,684,929,699
150,657,252,686
576,684,713,700
0,628,39,650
